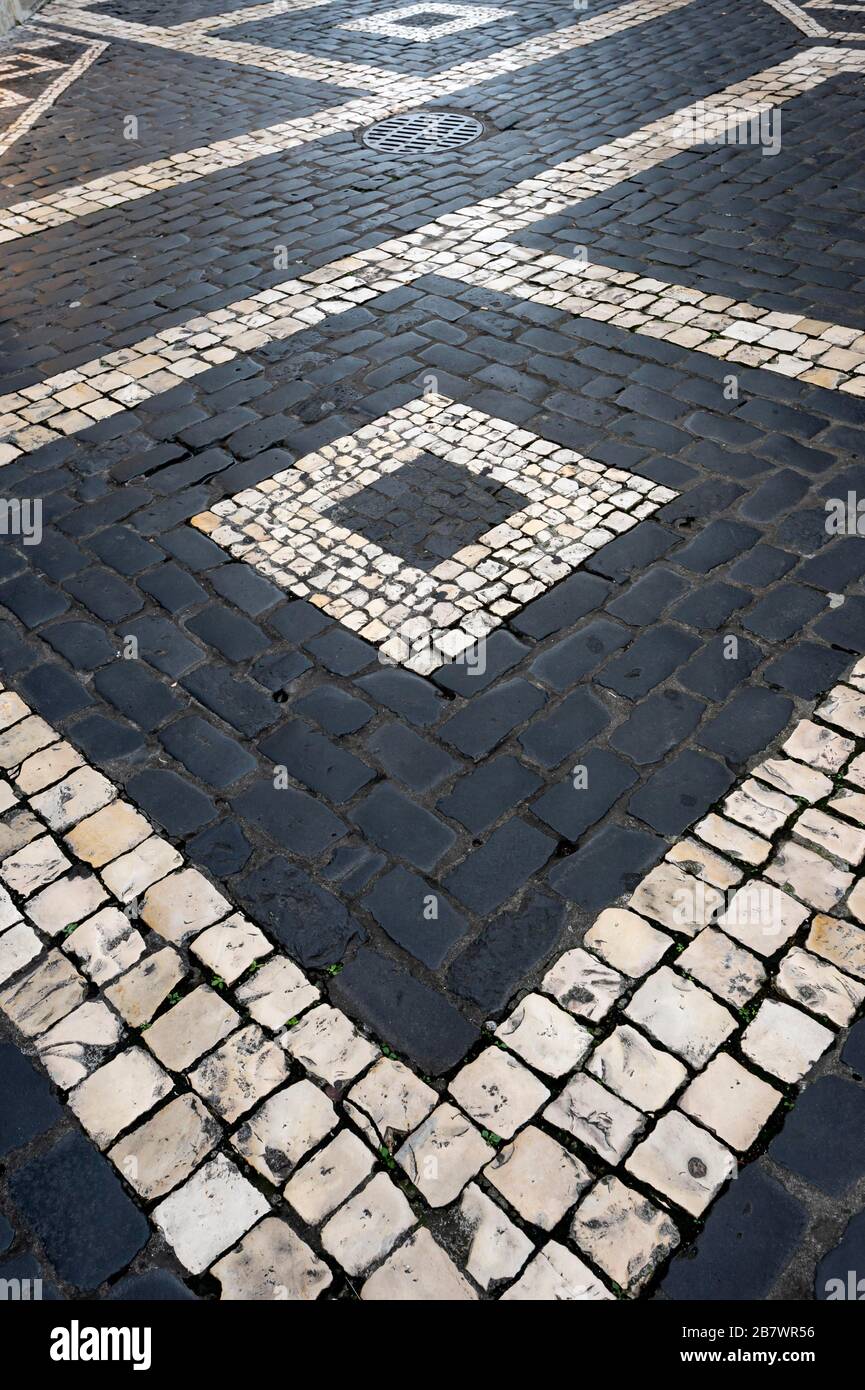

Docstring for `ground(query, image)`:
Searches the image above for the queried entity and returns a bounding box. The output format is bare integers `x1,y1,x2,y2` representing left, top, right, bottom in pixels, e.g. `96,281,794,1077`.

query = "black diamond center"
397,10,453,27
324,452,525,572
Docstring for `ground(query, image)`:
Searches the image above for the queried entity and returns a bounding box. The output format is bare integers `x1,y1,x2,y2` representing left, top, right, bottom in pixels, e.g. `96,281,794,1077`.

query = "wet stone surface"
1,0,865,1306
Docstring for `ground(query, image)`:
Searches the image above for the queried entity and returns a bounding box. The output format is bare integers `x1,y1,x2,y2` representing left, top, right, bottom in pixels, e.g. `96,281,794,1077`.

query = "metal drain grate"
361,110,484,154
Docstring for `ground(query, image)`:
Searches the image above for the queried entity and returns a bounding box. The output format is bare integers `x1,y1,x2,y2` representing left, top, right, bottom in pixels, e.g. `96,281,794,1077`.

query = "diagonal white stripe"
38,0,693,93
3,47,864,461
0,35,107,158
0,0,692,243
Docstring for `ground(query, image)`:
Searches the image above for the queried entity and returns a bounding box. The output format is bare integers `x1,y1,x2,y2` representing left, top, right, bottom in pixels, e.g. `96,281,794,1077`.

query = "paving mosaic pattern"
2,0,865,1301
196,394,675,670
0,25,104,155
3,678,865,1300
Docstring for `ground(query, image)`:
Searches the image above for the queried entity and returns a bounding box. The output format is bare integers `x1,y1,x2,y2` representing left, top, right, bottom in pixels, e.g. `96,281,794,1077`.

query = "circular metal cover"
361,110,484,154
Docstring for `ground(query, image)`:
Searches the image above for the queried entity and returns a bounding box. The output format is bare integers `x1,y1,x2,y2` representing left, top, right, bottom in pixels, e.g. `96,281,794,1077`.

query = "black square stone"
444,817,556,914
770,1076,865,1196
325,452,525,572
628,749,734,834
362,866,467,969
332,946,478,1076
399,10,452,26
8,1131,149,1292
548,823,666,912
0,1044,63,1157
437,754,541,834
447,890,567,1012
234,854,364,968
532,747,637,840
662,1165,807,1301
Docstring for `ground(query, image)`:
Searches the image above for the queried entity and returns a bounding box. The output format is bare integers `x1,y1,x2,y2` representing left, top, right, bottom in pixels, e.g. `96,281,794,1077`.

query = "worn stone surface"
235,954,319,1029
282,1004,378,1087
284,1129,375,1225
109,1094,221,1200
0,809,43,860
30,766,115,833
587,1023,688,1112
741,999,835,1084
776,946,865,1026
0,921,42,986
495,992,593,1077
35,999,123,1090
679,1053,783,1153
65,801,152,868
752,757,832,805
101,837,183,902
457,1183,533,1291
664,839,743,891
140,867,232,944
484,1125,591,1231
1,835,70,897
143,985,239,1073
344,1056,437,1152
15,743,83,796
0,950,86,1036
500,1242,613,1301
231,1079,337,1184
677,927,766,1007
188,1023,288,1122
26,872,108,937
583,908,671,978
766,842,853,914
629,862,723,937
0,717,56,770
191,912,272,985
397,1103,490,1206
571,1175,679,1293
320,1172,416,1276
69,1046,173,1149
625,1111,736,1217
64,907,145,984
212,1217,333,1301
807,913,865,981
541,947,626,1022
449,1047,550,1139
104,947,185,1027
544,1072,645,1163
624,966,736,1067
153,1154,270,1275
783,720,853,773
717,880,810,957
362,1227,477,1301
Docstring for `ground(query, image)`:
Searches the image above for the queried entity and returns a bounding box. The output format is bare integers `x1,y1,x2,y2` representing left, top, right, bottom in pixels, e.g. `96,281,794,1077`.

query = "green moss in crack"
481,1129,502,1148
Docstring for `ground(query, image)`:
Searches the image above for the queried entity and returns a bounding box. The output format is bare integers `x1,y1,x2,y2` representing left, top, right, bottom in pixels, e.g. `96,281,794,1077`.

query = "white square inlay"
339,4,514,42
196,395,676,674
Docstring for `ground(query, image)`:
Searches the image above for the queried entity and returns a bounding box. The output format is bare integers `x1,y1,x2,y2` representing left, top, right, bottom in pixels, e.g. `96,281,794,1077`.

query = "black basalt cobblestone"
2,0,865,1307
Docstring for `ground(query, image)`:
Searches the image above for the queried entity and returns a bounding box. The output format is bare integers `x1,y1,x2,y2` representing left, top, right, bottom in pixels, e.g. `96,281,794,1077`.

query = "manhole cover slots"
361,110,484,153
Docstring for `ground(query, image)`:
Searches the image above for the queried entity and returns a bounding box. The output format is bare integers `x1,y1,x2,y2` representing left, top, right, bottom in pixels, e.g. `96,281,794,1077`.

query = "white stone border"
3,45,865,464
0,26,105,154
191,393,675,672
37,0,693,95
764,0,865,40
339,4,514,43
1,659,865,1298
0,0,692,243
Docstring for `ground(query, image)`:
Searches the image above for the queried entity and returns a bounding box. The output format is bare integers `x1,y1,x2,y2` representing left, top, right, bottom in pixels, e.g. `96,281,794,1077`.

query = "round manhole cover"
361,110,484,154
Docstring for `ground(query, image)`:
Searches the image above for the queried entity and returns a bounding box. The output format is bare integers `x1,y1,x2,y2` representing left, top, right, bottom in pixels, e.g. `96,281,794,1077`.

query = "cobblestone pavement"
1,0,865,1304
